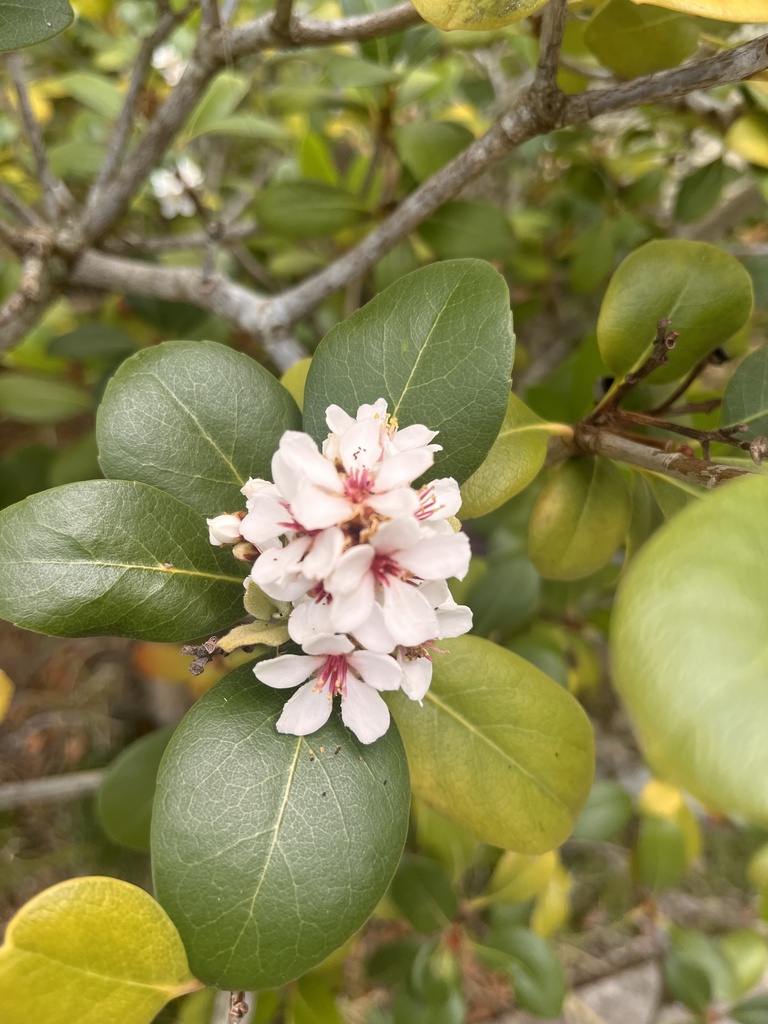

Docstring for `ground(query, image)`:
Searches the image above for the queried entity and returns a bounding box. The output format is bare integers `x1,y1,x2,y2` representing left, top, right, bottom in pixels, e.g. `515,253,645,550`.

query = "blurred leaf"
529,458,630,580
391,983,465,1024
484,851,557,906
640,469,703,519
612,475,768,823
480,928,565,1018
152,666,410,989
467,552,540,636
280,357,311,412
48,324,135,362
97,727,175,851
0,877,195,1024
733,993,768,1024
420,201,515,261
585,0,698,78
664,951,713,1014
409,0,548,31
0,445,54,509
190,113,289,141
0,0,73,51
720,930,768,997
727,113,768,169
55,73,122,117
388,635,595,853
672,930,739,1004
254,182,368,238
597,240,754,384
460,394,550,519
326,53,399,88
529,861,571,937
390,856,458,933
413,801,477,880
721,345,768,439
0,668,13,722
631,0,768,21
184,71,250,139
675,160,729,224
368,937,423,986
287,974,342,1024
394,122,474,182
0,374,90,424
49,432,101,488
571,780,633,842
633,815,687,889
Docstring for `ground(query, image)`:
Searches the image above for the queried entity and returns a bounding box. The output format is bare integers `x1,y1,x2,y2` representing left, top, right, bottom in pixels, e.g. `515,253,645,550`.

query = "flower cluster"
207,400,472,744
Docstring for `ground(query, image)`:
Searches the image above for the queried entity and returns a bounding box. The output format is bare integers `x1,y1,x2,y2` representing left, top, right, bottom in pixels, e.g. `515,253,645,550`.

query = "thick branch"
573,425,750,488
0,770,104,811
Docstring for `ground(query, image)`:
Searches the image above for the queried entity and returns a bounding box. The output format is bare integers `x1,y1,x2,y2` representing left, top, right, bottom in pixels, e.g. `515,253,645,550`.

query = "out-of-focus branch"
0,181,43,227
108,220,258,254
534,0,569,95
271,0,296,42
5,53,62,220
0,770,105,811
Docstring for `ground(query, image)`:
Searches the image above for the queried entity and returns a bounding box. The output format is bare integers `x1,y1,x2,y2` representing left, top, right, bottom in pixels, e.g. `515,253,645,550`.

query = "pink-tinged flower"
323,399,442,462
253,635,402,744
206,513,243,546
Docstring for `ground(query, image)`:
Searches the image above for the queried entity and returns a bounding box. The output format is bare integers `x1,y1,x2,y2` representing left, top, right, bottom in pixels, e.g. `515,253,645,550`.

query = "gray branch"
6,53,61,220
0,770,104,811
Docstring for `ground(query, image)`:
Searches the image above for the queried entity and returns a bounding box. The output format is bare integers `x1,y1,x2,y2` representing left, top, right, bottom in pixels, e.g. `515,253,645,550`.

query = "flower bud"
207,514,243,546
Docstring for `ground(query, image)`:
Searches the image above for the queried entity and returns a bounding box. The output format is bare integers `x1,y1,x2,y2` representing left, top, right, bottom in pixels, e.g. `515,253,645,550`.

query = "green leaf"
721,345,768,439
189,113,290,142
0,877,195,1024
484,851,556,906
612,474,768,823
387,635,594,853
303,260,515,485
389,856,458,933
664,951,713,1015
97,341,300,516
55,73,123,118
479,928,565,1018
632,815,687,889
152,664,410,990
287,975,343,1024
326,53,400,88
597,240,754,384
640,469,703,519
630,0,768,22
460,394,551,519
392,983,465,1024
0,479,244,641
585,0,698,79
528,458,631,581
466,553,540,636
409,0,548,31
97,727,175,852
727,113,768,170
0,374,91,424
48,324,136,362
720,930,768,997
571,780,633,842
49,432,101,488
0,0,73,52
733,993,768,1024
253,182,368,238
184,71,250,140
419,201,515,261
675,160,729,224
394,122,475,182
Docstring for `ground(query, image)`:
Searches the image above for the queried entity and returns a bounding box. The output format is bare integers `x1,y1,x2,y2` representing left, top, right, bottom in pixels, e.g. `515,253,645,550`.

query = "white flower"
253,634,402,744
151,44,187,86
206,513,242,546
150,157,203,219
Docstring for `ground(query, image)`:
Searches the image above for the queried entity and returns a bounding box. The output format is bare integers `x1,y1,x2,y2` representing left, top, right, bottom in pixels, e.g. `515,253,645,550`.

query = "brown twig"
271,0,295,42
647,350,727,415
229,992,249,1022
586,320,678,424
613,409,753,455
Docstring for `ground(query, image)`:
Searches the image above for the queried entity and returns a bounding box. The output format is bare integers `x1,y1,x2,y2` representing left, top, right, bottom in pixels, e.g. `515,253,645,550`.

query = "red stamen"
314,655,349,697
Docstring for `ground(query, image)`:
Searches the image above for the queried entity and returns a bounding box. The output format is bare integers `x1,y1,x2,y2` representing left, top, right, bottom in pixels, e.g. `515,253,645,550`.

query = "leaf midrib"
6,945,188,996
2,559,242,583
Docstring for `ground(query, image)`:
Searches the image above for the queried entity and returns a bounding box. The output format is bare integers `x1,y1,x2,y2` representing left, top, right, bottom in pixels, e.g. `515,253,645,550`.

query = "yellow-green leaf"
586,0,699,80
460,394,554,519
631,0,768,21
726,113,768,170
280,357,311,411
410,0,549,32
0,877,197,1024
0,669,13,722
387,635,595,853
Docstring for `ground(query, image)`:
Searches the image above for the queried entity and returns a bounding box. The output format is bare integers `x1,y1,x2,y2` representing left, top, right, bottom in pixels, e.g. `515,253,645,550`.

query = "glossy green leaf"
528,458,631,580
0,374,91,424
253,182,368,238
597,241,754,384
410,0,548,30
97,341,300,516
632,815,687,889
0,877,195,1024
585,0,698,79
394,122,474,182
571,780,633,842
97,727,175,851
0,480,244,641
387,635,594,853
479,928,565,1018
0,0,73,51
419,201,515,261
721,345,768,439
304,260,515,484
152,664,410,990
612,474,768,822
390,856,458,933
460,394,551,518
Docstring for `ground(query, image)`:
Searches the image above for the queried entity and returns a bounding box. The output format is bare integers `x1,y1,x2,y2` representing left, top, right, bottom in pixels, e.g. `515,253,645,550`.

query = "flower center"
314,654,349,697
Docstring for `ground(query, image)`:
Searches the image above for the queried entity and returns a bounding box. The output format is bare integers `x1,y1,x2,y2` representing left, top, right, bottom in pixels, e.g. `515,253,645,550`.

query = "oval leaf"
631,0,768,21
303,260,515,484
410,0,548,31
0,0,73,52
528,458,630,580
98,727,175,851
253,181,368,238
460,394,550,519
585,0,698,80
0,374,91,424
0,480,244,641
597,241,754,384
612,474,768,822
97,341,300,516
387,635,594,853
152,664,410,990
721,345,768,439
0,877,195,1024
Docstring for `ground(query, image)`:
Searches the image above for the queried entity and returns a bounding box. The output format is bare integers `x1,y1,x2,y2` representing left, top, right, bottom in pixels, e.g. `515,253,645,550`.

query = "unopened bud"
233,541,259,562
207,513,243,546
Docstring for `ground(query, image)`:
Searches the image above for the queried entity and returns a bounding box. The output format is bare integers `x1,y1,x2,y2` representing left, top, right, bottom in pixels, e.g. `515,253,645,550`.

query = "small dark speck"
309,755,315,762
383,780,388,786
555,752,560,758
334,746,341,756
321,791,327,797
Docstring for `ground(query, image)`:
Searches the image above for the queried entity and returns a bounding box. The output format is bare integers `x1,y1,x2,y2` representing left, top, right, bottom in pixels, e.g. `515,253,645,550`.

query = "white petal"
435,599,473,638
301,527,345,580
303,633,355,656
341,678,390,744
339,418,384,472
399,655,433,703
240,495,289,546
241,477,279,502
207,514,242,546
370,517,421,555
276,682,333,736
392,424,439,451
254,654,324,689
351,602,396,653
325,404,356,435
419,579,451,607
374,449,434,491
349,650,402,691
381,580,439,646
288,599,336,645
366,487,420,519
327,544,374,593
419,478,462,520
398,530,471,581
291,483,352,531
329,574,375,632
356,398,388,421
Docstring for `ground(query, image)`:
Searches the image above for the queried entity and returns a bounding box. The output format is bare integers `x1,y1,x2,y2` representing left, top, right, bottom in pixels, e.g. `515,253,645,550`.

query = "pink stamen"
313,654,349,697
371,553,402,586
416,485,444,521
343,467,375,504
